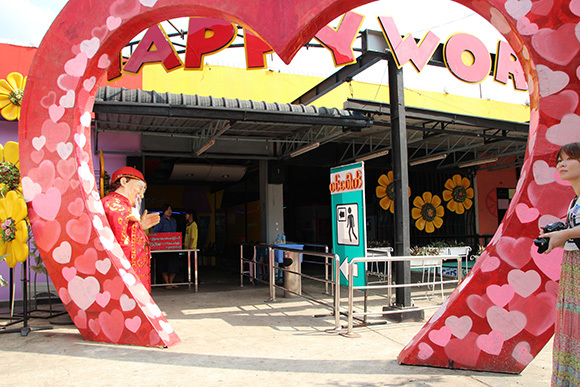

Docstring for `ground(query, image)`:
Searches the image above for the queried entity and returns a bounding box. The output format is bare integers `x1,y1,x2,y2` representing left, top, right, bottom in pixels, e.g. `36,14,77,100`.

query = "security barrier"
346,254,463,335
240,242,342,331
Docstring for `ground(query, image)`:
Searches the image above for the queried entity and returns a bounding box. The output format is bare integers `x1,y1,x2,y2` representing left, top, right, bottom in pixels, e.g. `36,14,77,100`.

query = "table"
151,249,199,292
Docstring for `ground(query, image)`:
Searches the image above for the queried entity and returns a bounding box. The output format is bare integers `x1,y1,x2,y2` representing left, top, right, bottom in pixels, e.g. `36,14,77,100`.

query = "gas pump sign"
330,162,366,287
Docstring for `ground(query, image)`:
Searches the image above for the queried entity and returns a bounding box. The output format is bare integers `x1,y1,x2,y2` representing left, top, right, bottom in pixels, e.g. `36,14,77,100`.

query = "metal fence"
240,242,342,330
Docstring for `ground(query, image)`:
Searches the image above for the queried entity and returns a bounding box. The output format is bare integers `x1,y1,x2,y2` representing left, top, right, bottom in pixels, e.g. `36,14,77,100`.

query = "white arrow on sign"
340,258,359,279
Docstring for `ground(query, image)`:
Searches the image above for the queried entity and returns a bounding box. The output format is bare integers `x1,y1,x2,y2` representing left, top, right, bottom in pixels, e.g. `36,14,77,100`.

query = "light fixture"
409,153,447,166
289,142,320,158
355,149,389,162
195,139,216,156
458,157,498,168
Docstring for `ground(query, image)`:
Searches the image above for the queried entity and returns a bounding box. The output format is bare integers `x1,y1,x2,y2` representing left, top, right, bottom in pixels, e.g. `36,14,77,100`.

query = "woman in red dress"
102,167,160,292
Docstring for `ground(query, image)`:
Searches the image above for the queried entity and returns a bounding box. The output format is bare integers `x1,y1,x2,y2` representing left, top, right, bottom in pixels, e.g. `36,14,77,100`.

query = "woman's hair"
557,142,580,163
186,209,197,222
161,203,172,213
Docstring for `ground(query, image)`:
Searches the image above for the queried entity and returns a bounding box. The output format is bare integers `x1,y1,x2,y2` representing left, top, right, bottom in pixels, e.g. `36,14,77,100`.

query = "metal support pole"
388,56,411,307
334,254,341,331
268,247,275,301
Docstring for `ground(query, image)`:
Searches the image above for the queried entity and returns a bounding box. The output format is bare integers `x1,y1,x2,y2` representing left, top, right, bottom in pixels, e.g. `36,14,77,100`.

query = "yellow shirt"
184,221,198,249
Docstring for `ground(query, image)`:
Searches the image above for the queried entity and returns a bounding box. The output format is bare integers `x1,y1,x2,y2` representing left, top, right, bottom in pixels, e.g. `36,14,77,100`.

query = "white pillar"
260,160,284,243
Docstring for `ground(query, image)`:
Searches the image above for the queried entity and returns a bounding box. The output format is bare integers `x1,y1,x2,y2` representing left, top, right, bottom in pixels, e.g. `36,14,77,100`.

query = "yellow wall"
142,65,530,122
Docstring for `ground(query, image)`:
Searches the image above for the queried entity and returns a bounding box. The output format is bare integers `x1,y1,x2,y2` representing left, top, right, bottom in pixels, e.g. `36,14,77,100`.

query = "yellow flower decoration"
412,191,444,233
0,190,29,268
442,174,474,214
0,141,21,196
376,171,411,213
0,72,27,121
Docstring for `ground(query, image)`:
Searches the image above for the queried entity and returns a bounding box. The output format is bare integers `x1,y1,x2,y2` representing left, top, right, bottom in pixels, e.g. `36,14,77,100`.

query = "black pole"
388,57,411,307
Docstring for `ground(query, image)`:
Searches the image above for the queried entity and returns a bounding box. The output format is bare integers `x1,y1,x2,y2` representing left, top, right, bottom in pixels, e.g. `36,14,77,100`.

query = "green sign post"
330,162,366,287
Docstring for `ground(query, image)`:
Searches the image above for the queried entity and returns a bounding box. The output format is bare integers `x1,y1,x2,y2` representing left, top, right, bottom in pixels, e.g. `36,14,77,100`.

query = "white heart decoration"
74,133,87,148
21,176,42,202
32,136,46,151
57,142,74,160
140,0,158,7
80,111,92,128
80,37,100,59
59,90,75,108
52,241,72,264
537,64,570,97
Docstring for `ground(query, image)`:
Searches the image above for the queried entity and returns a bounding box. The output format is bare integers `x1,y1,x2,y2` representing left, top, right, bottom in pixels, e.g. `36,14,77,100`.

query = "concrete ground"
0,270,552,386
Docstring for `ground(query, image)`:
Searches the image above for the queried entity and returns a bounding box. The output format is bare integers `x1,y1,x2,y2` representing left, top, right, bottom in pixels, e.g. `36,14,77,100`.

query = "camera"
533,221,566,254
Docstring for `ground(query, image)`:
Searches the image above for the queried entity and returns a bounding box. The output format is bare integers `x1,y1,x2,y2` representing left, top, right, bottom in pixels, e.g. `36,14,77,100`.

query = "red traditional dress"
102,192,152,292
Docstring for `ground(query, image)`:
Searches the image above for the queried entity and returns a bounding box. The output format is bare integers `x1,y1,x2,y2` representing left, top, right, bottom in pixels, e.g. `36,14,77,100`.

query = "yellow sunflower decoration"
0,141,28,269
0,72,26,121
376,171,411,213
412,192,444,233
442,174,474,214
0,190,28,268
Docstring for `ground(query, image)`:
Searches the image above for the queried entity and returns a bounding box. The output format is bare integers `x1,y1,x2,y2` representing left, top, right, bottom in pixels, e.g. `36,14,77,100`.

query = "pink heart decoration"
444,332,481,368
476,330,505,355
104,276,126,300
30,150,45,165
95,291,111,307
504,0,532,19
545,280,558,296
531,0,553,15
67,197,85,217
68,275,100,310
58,287,71,305
496,237,532,268
516,16,538,35
62,267,77,282
89,319,101,336
486,306,526,340
507,269,541,298
40,91,56,108
546,114,580,146
445,315,473,340
98,309,125,342
512,342,534,365
31,220,61,251
511,293,555,336
74,247,98,275
480,255,501,273
428,326,452,347
417,342,434,360
532,24,580,66
28,159,56,193
66,213,92,244
125,316,142,333
41,120,71,153
467,294,494,318
530,244,562,281
106,16,122,31
532,160,555,185
64,52,88,77
31,187,62,221
570,0,580,16
48,104,65,123
56,73,80,91
74,310,87,329
486,284,515,308
540,90,579,120
515,203,540,223
98,54,111,69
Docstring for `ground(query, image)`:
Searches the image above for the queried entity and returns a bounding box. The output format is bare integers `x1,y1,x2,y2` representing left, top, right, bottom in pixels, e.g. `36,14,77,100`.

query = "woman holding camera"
539,142,580,386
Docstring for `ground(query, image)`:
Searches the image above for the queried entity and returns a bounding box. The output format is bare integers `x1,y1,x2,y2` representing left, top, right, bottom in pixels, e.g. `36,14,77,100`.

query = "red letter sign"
244,29,274,69
444,33,491,84
123,24,182,73
185,18,236,69
494,40,528,91
378,16,440,72
315,11,364,66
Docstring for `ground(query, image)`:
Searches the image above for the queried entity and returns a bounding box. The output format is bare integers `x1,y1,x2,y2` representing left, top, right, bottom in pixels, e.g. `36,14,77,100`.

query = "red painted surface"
15,0,580,370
